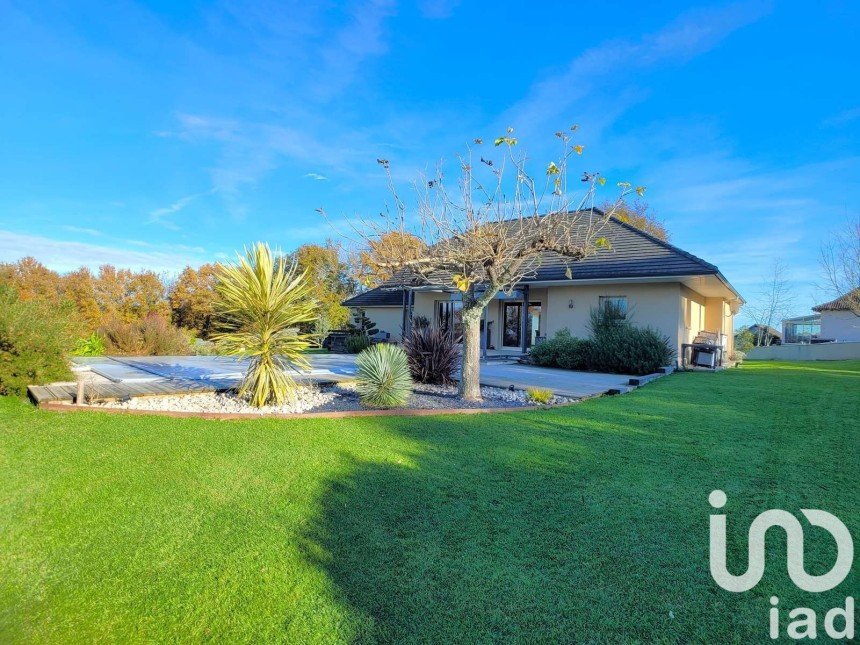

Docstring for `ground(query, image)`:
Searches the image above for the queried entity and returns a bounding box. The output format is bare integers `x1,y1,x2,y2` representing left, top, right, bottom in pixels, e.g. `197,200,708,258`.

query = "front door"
503,302,522,347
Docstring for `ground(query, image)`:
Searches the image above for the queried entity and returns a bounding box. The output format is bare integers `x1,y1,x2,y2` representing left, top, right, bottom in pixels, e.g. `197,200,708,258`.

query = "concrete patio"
478,361,635,398
31,354,638,404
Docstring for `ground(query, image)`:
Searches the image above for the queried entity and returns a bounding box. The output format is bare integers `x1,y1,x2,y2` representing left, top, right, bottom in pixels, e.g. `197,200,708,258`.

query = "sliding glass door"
503,301,541,348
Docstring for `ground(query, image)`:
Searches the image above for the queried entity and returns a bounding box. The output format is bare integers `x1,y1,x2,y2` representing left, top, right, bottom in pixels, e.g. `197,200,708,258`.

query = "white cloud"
148,191,209,229
62,225,102,236
304,172,329,181
311,0,397,101
0,230,207,273
823,106,860,127
501,2,771,137
418,0,460,19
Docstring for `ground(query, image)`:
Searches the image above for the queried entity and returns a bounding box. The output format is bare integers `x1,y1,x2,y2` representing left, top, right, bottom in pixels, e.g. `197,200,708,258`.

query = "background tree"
169,264,218,338
354,231,427,287
291,241,355,337
0,257,63,303
602,199,668,241
819,212,860,314
748,259,795,346
336,127,639,400
62,268,102,331
733,328,755,353
92,266,170,323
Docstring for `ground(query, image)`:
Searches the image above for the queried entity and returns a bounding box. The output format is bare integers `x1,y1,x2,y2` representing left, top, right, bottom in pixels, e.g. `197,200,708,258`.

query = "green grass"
1,361,857,642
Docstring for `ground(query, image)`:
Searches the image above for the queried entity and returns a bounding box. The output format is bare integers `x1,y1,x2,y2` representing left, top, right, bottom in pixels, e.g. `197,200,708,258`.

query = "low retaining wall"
747,342,860,361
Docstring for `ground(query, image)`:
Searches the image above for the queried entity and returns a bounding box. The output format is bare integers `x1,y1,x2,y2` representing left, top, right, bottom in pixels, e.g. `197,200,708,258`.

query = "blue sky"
0,0,858,322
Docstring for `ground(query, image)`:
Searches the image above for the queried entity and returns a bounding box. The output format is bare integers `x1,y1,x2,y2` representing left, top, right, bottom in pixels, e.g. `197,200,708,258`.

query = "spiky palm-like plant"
213,243,317,407
354,343,412,408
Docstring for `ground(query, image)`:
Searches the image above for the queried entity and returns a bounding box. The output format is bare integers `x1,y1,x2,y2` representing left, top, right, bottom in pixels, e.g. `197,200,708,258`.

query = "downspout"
406,289,415,337
520,284,530,354
401,289,408,341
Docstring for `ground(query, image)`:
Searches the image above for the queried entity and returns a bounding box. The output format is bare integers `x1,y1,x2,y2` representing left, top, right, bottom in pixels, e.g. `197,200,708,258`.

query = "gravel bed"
89,382,575,415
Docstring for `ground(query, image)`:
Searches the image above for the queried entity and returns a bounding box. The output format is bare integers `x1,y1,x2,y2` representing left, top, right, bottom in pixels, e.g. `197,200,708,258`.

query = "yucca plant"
212,243,317,407
354,343,412,408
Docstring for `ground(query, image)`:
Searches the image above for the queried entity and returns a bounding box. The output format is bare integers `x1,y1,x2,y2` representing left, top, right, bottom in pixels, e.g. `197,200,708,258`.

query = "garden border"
35,398,592,420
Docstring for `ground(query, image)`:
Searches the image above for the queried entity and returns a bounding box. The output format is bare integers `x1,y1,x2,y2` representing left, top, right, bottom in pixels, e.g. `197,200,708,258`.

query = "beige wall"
747,341,860,361
544,283,684,354
352,307,404,339
820,311,860,341
412,292,437,322
361,282,737,362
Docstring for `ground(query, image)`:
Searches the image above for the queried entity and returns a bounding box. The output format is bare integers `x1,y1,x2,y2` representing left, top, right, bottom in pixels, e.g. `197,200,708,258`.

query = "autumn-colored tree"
123,270,170,321
291,241,355,337
169,264,218,337
92,265,169,323
602,199,668,241
355,231,427,287
0,257,64,303
62,267,102,331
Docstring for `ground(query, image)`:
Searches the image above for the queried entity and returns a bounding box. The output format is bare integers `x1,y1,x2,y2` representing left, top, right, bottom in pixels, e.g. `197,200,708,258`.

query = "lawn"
1,361,857,642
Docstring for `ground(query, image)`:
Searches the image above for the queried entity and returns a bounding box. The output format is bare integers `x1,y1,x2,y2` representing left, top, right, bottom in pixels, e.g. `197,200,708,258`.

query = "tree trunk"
458,309,483,401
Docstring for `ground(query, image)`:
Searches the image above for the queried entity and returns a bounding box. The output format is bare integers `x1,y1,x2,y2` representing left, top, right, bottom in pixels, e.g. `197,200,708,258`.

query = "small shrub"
100,315,193,356
0,286,78,395
733,329,755,353
525,387,554,404
354,343,412,408
192,338,219,356
530,329,588,370
530,309,674,376
347,309,378,337
402,326,459,384
71,332,105,356
345,334,372,354
585,306,674,375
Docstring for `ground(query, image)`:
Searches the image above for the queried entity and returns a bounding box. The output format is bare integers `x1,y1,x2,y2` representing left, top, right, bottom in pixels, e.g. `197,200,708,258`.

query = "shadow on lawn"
294,406,759,642
295,372,858,642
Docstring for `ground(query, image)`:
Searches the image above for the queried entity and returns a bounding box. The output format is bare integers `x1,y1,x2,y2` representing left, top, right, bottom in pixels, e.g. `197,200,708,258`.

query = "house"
781,314,821,344
342,213,744,365
812,289,860,341
747,324,782,346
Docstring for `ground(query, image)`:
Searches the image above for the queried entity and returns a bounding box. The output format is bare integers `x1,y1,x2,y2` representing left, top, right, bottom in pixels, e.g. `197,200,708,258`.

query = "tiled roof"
812,288,860,312
344,211,736,306
342,288,405,307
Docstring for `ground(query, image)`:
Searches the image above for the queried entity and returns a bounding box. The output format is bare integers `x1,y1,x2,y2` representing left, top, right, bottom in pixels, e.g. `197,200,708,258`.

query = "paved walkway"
479,362,634,398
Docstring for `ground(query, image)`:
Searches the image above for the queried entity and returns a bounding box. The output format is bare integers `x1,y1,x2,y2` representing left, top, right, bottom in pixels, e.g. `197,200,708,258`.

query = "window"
435,300,463,340
599,296,628,320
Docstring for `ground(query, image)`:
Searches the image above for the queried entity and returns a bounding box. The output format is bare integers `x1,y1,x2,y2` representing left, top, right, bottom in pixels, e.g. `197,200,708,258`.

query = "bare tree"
819,212,860,315
329,127,640,400
749,259,795,346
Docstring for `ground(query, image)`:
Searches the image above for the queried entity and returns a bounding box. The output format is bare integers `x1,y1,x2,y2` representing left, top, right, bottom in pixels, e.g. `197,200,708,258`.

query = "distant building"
747,324,781,346
812,289,860,342
782,314,821,344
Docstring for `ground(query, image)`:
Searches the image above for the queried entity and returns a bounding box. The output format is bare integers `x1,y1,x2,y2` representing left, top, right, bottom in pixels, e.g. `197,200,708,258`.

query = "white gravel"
90,382,575,414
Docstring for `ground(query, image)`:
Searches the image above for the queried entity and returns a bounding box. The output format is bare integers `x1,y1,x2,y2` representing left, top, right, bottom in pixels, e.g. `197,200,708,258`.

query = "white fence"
747,342,860,361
